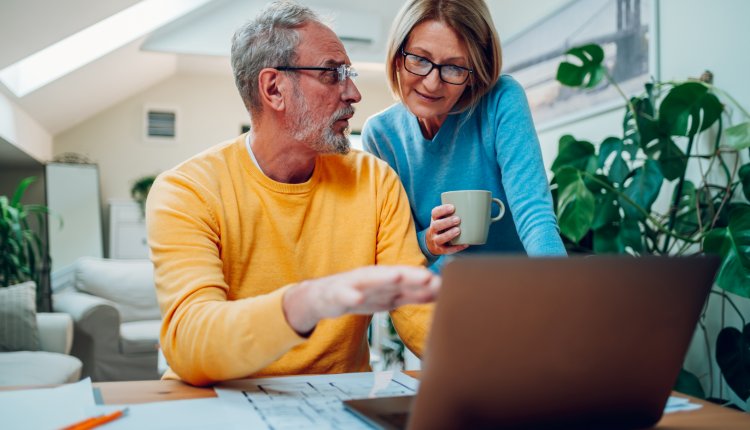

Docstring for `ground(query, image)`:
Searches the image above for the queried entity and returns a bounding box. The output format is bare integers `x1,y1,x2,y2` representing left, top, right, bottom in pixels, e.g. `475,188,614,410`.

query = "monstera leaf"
703,205,750,298
659,82,723,137
740,163,750,201
555,167,595,243
551,135,597,174
598,137,632,186
716,323,750,402
620,160,664,221
556,44,605,88
673,181,699,236
725,121,750,150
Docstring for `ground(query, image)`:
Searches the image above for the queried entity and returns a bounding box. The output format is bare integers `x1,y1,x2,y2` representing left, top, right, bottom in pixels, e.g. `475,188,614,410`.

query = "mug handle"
491,198,505,222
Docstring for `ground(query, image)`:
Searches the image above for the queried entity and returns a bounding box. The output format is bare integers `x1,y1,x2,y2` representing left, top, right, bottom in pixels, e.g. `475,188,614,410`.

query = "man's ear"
258,69,286,112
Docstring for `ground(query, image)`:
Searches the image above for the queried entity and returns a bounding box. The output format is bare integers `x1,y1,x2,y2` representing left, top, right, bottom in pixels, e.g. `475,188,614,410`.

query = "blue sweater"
362,75,565,269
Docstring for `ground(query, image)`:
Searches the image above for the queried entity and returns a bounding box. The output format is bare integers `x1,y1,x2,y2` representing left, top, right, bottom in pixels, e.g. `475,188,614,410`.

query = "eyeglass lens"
336,64,358,83
403,53,469,85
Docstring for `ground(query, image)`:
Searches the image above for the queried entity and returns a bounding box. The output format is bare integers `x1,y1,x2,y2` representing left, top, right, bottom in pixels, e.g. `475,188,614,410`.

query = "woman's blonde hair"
385,0,501,113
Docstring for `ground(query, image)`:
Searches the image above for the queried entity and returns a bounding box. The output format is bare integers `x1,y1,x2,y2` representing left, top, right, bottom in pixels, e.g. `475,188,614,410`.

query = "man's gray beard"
290,92,352,155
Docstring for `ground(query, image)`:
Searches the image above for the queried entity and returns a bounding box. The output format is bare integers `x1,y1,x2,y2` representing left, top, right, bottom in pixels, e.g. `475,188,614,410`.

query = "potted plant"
0,177,55,310
551,44,750,406
131,175,158,217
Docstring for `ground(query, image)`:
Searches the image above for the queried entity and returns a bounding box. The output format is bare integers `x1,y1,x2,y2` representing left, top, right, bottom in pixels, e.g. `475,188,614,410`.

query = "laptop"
344,255,719,429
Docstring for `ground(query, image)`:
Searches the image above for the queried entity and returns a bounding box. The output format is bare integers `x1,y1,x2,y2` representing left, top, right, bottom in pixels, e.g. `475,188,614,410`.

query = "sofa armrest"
53,292,121,339
36,312,74,354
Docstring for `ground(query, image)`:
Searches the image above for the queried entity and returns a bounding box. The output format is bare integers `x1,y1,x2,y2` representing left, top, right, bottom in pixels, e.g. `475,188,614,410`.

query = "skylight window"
0,0,211,97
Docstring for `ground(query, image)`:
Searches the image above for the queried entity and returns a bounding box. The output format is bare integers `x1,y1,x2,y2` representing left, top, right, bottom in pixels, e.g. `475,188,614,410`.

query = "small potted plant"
0,177,55,310
130,175,158,217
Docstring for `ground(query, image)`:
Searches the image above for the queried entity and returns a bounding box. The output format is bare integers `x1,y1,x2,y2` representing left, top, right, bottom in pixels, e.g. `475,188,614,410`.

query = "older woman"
362,0,566,269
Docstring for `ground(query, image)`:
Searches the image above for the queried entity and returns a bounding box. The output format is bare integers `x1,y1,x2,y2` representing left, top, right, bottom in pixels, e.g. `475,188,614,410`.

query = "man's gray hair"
231,0,321,116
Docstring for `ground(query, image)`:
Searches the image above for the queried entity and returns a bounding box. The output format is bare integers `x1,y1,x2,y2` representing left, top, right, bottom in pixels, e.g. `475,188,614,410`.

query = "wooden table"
92,372,750,429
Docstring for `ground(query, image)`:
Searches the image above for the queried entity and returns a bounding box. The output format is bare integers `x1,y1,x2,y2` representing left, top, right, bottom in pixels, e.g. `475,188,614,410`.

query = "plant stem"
709,290,746,326
607,70,643,136
663,134,697,253
710,156,740,228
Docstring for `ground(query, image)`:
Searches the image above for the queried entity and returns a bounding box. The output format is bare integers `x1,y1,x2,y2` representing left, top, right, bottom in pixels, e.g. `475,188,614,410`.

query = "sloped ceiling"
0,0,565,138
0,0,406,136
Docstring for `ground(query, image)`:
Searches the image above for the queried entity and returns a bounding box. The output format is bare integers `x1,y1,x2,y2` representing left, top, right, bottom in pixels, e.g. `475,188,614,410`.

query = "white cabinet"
108,199,149,259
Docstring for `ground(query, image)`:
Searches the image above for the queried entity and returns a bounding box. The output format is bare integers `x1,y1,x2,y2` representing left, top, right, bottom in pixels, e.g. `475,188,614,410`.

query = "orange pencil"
61,408,128,430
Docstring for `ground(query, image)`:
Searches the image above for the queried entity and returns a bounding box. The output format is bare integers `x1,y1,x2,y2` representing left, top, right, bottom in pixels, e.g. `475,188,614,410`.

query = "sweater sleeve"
371,164,434,356
493,78,567,256
146,171,306,386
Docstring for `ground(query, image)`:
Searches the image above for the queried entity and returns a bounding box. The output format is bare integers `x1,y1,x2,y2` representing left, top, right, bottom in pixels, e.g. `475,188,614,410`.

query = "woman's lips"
415,89,441,101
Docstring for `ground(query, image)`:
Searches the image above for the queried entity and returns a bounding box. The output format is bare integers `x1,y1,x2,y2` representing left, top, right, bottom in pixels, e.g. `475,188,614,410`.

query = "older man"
146,0,437,386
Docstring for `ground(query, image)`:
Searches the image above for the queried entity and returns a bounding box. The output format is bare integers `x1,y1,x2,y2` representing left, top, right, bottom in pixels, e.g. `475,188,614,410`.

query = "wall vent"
143,105,178,142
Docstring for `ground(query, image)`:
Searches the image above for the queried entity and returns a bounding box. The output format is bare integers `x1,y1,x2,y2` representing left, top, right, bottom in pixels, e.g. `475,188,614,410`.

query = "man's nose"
342,78,362,104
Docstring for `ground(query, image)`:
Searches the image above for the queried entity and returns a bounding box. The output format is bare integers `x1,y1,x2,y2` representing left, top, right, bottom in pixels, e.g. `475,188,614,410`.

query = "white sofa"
53,257,161,381
0,312,82,386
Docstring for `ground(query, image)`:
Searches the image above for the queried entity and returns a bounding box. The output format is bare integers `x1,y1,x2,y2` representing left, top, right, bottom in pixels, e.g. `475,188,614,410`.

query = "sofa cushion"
0,282,40,352
75,257,160,322
120,320,161,355
0,351,82,386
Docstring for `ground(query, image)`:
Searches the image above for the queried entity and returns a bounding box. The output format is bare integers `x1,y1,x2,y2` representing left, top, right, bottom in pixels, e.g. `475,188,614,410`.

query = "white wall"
0,92,53,163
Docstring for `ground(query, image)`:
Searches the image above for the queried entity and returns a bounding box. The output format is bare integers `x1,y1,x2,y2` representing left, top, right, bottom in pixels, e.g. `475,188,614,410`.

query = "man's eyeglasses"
400,48,473,85
274,64,358,85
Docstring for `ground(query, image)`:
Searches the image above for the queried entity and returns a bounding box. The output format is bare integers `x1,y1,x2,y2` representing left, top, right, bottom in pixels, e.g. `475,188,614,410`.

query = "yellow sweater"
146,136,432,386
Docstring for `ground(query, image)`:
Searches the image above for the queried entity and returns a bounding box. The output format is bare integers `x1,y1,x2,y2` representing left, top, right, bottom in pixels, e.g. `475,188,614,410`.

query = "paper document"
215,371,419,429
87,397,264,430
0,378,95,430
664,396,703,413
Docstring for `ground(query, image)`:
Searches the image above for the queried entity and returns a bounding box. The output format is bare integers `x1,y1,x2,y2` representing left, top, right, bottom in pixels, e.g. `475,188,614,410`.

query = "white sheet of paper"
664,396,703,414
88,397,264,430
0,378,95,430
215,371,418,430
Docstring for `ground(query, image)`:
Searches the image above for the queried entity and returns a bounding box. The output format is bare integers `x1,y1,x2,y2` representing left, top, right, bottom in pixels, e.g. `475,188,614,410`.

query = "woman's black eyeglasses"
400,48,472,85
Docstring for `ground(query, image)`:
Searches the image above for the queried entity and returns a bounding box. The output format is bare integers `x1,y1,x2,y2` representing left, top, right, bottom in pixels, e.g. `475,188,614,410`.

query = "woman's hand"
425,204,470,256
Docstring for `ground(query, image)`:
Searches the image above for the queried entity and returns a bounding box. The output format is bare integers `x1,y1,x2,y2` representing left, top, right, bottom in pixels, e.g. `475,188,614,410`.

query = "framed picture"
503,0,658,131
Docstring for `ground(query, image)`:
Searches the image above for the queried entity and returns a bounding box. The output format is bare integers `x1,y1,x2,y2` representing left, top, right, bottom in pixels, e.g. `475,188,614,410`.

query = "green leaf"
621,218,644,253
598,137,624,168
557,63,585,87
674,181,699,236
593,224,623,254
725,122,750,150
551,135,597,175
592,188,621,231
657,138,688,181
703,205,750,298
658,82,723,137
555,167,595,243
10,177,35,207
597,137,630,185
620,160,664,221
626,95,659,149
556,44,605,88
740,163,750,201
715,324,750,401
608,155,630,185
674,369,706,399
